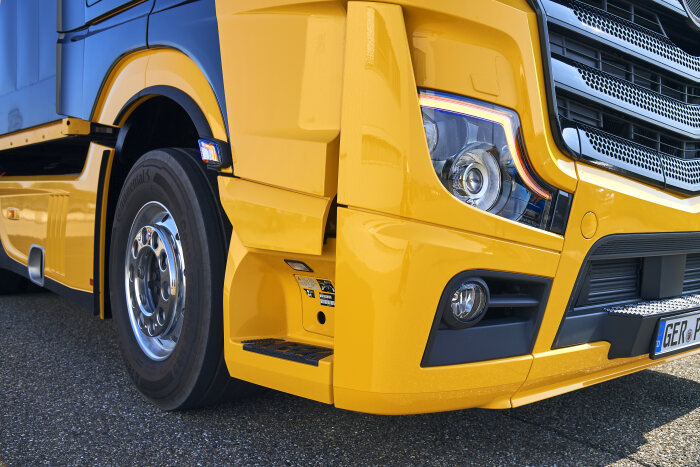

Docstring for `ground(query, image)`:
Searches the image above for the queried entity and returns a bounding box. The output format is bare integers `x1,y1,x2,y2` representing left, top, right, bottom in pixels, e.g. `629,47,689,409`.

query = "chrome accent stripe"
572,124,666,184
567,123,700,192
542,0,700,81
652,0,687,16
552,59,700,139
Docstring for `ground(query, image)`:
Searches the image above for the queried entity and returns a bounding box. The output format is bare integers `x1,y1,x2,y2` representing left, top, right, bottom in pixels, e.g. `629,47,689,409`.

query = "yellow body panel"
0,119,91,152
215,0,345,198
0,144,112,292
92,48,227,140
333,207,558,413
218,177,331,255
337,2,565,254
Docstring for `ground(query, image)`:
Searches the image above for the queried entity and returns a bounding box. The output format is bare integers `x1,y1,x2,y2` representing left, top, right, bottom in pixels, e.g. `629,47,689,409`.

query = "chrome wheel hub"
124,202,185,361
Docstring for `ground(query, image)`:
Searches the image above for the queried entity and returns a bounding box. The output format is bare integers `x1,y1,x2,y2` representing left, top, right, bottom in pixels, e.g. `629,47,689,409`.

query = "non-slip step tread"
242,338,333,366
605,293,700,317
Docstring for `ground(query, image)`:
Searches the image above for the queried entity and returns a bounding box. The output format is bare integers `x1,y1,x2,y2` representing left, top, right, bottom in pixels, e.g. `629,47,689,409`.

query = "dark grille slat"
581,258,640,306
683,254,700,293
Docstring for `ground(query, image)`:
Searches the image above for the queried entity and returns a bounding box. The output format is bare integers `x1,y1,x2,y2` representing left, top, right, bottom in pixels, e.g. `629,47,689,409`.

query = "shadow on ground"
1,292,699,466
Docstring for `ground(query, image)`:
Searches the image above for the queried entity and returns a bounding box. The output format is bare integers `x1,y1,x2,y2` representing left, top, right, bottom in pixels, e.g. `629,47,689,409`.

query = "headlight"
420,90,556,231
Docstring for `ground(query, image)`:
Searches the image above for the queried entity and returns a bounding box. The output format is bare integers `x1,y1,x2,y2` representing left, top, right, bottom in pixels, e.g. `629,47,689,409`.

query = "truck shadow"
202,369,700,465
1,293,698,466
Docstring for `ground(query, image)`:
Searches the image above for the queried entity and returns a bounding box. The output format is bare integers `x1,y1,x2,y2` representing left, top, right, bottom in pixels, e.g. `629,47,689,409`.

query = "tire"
109,148,250,410
0,269,26,294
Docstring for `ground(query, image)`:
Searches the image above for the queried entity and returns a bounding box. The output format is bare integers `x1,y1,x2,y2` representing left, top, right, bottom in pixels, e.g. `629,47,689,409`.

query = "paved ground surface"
0,292,699,466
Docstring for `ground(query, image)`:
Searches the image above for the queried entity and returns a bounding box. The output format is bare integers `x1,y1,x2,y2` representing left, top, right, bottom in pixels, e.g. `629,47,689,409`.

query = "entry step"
242,338,333,366
606,293,700,317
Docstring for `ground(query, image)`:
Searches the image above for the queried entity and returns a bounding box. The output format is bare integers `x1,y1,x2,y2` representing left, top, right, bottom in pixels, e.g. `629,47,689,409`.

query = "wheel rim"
124,201,186,361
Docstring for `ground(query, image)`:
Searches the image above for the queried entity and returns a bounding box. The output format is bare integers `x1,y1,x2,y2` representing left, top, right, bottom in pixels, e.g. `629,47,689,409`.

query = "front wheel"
109,148,250,410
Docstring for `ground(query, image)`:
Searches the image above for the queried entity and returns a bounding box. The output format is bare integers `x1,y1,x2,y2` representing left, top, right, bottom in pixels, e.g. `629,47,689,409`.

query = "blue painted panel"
148,0,227,130
0,0,61,135
58,1,153,121
58,0,86,32
0,0,18,96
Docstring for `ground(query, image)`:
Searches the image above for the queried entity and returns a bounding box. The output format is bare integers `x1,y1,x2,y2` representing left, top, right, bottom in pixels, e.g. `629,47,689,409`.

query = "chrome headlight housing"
420,90,561,231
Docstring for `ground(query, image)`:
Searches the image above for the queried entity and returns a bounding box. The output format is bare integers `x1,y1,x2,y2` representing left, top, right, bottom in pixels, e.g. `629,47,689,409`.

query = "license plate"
653,311,700,357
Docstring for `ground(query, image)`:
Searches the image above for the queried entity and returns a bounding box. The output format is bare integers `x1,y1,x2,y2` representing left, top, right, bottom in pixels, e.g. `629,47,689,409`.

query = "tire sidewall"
110,149,221,409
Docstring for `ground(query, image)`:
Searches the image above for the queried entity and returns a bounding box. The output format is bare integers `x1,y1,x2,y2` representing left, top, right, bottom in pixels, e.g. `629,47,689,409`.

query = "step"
226,337,334,404
606,294,700,317
242,338,333,366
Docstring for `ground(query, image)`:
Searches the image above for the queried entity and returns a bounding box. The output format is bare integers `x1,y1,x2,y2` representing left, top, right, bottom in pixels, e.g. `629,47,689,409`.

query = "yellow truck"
0,0,698,413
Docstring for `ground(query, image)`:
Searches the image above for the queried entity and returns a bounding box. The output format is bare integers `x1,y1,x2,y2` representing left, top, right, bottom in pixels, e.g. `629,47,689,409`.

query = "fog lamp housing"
443,278,490,329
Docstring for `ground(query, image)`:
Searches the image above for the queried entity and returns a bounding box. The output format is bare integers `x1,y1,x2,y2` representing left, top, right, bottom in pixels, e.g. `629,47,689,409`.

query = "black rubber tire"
0,269,26,295
109,148,251,410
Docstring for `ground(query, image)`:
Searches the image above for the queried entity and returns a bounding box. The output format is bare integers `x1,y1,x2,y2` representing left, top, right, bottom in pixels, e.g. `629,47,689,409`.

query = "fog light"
443,279,489,329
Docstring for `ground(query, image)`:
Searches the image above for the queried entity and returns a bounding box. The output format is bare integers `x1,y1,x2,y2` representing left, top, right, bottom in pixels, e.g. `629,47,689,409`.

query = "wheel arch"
93,48,230,318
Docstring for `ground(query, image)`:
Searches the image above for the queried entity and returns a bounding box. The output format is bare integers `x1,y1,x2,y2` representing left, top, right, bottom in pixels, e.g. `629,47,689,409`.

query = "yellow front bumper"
333,163,700,414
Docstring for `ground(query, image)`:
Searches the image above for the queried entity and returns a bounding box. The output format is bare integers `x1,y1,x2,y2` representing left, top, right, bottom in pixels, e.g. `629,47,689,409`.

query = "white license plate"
653,311,700,357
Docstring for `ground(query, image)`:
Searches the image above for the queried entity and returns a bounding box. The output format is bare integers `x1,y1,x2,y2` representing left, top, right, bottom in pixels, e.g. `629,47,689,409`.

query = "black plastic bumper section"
421,271,552,367
555,232,700,358
559,296,700,358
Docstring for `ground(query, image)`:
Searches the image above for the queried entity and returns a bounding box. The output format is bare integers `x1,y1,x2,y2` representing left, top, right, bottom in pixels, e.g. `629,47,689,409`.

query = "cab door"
58,0,153,121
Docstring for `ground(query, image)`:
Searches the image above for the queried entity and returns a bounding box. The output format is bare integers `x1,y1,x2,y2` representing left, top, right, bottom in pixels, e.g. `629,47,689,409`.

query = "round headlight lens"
441,144,502,211
420,90,555,231
443,279,489,328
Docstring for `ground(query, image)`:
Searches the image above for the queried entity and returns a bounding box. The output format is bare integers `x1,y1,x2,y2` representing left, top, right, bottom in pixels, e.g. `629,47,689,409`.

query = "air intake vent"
577,258,641,307
683,253,700,293
539,0,700,194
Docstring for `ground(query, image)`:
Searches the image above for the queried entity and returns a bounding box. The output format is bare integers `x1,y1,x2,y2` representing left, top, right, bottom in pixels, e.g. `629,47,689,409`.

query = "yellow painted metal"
215,0,345,197
0,144,112,292
400,0,578,193
337,1,565,255
0,118,91,152
333,207,559,414
218,177,331,255
92,48,227,141
512,343,700,407
221,217,336,402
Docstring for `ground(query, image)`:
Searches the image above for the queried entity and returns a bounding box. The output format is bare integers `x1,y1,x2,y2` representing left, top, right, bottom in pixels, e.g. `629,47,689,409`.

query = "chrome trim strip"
652,0,687,16
568,123,700,193
552,59,700,139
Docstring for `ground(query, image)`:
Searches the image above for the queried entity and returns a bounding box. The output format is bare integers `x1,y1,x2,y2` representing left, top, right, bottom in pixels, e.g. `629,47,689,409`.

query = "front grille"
540,0,700,193
686,0,700,20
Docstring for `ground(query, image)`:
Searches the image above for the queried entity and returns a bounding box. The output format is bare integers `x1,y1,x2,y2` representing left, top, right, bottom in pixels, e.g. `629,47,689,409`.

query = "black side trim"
114,85,213,138
92,149,113,317
422,270,552,367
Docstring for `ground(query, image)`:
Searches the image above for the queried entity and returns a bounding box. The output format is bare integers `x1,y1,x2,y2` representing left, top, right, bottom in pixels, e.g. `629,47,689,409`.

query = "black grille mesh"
578,64,700,127
571,1,700,72
543,0,700,193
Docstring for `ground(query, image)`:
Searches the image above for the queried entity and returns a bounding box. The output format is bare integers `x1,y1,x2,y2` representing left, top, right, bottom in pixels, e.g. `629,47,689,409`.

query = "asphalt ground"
1,291,699,466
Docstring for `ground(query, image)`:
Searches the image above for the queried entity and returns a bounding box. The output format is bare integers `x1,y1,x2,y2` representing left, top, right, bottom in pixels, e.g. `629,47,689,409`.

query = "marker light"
419,90,554,231
284,259,313,272
198,139,222,165
443,279,489,329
